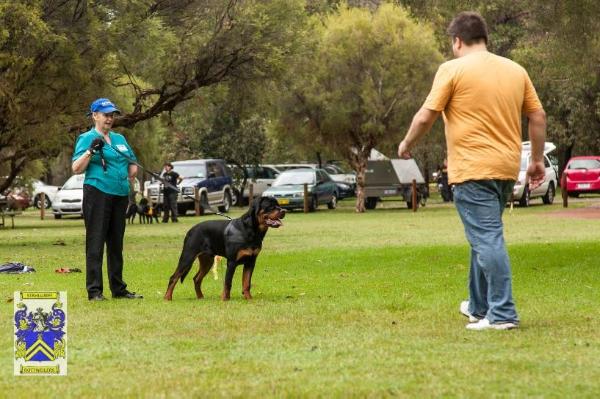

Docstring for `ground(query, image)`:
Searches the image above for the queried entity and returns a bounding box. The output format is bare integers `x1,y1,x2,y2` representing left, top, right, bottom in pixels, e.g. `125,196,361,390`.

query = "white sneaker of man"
459,300,481,323
466,318,518,331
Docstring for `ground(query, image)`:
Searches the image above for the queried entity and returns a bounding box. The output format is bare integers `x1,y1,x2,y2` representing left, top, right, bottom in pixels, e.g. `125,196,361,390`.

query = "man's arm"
398,108,440,159
525,108,547,190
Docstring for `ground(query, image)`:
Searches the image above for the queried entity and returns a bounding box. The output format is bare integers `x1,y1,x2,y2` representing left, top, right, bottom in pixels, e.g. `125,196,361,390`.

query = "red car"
563,156,600,197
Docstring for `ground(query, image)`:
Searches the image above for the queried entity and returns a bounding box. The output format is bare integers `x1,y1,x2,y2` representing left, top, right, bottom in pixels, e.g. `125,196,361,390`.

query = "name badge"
116,144,128,152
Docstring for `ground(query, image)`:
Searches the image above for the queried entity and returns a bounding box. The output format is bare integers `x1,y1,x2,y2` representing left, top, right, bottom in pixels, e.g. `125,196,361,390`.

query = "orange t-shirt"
423,51,543,184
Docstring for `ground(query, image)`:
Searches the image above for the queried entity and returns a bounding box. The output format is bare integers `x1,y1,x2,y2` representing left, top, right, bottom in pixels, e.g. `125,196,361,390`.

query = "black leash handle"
102,140,231,220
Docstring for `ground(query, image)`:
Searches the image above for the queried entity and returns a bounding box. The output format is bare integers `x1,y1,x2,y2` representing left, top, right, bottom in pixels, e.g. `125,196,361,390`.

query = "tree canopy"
279,3,442,211
1,0,600,199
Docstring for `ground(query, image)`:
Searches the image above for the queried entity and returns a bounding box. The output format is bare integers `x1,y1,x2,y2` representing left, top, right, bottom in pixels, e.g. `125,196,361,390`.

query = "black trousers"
162,191,178,222
83,184,128,298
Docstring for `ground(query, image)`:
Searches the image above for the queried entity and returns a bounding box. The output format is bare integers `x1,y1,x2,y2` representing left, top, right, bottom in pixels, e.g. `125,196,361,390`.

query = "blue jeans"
453,180,519,324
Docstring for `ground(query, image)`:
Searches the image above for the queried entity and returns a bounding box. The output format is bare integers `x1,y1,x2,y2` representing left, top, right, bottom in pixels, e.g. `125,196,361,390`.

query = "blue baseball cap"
89,98,120,115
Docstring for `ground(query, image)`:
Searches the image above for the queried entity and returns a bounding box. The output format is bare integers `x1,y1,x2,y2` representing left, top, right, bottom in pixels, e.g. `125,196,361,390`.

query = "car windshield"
62,175,84,190
272,170,315,186
172,164,206,178
568,159,600,169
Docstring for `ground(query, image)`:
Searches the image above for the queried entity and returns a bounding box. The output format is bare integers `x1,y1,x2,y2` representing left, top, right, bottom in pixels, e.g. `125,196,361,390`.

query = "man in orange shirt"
398,12,547,330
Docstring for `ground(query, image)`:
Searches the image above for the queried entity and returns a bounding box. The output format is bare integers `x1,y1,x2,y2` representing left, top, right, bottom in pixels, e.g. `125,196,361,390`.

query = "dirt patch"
548,205,600,219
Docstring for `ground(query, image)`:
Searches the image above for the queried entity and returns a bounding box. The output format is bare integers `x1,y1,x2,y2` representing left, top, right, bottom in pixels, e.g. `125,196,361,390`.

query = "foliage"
279,3,443,211
512,0,600,170
0,0,308,192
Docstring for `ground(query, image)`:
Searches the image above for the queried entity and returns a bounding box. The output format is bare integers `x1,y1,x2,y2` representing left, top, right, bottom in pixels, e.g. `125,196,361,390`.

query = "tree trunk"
353,154,369,213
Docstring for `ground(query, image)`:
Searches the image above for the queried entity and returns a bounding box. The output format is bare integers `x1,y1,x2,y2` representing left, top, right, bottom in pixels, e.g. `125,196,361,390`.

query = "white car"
230,165,280,205
512,141,558,207
51,174,85,219
31,179,60,209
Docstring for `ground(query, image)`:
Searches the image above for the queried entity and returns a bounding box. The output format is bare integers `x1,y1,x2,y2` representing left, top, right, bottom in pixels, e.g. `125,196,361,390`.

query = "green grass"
1,197,599,397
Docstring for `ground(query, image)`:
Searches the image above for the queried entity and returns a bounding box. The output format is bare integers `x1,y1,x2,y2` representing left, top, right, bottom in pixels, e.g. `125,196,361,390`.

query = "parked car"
322,163,356,186
32,179,60,209
270,163,356,199
146,159,234,215
0,176,33,211
230,164,280,205
563,156,600,197
52,174,85,219
263,168,338,211
512,141,558,207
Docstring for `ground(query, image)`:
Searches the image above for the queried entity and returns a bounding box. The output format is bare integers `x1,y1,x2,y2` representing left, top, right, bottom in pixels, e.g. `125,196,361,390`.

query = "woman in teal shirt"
72,98,143,301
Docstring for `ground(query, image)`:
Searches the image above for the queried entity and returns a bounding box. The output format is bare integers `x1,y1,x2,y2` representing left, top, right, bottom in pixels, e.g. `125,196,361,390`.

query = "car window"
211,163,225,177
62,175,85,190
272,170,315,186
265,167,278,179
173,163,206,178
568,159,600,169
544,156,551,168
318,170,331,182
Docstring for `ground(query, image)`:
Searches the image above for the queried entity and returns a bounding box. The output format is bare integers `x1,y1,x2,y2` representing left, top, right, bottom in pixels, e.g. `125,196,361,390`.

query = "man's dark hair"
164,162,173,168
447,11,488,45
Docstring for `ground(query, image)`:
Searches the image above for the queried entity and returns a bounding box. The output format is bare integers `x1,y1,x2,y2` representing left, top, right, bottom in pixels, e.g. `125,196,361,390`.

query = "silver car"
51,174,84,219
512,142,558,207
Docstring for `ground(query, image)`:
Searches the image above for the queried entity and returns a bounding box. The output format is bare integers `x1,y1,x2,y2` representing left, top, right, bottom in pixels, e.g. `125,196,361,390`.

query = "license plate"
277,198,289,205
577,183,591,189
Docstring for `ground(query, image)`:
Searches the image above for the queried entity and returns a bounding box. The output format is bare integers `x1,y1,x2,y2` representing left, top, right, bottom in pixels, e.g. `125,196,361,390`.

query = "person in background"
161,162,182,223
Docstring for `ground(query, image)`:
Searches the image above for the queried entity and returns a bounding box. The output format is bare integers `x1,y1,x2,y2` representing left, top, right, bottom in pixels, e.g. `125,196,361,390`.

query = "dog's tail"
177,230,198,283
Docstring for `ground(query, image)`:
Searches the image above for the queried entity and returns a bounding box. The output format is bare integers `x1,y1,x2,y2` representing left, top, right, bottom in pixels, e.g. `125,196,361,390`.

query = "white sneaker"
465,318,518,331
459,300,481,323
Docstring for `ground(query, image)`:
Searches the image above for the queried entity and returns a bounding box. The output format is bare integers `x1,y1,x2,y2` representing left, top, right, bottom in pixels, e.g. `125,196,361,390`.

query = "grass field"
1,196,599,397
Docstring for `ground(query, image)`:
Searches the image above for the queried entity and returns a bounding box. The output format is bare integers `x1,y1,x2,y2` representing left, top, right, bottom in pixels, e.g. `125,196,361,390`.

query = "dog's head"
246,196,285,231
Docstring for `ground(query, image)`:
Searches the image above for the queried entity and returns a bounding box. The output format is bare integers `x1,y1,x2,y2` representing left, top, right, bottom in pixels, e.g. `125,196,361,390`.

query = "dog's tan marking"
236,248,261,261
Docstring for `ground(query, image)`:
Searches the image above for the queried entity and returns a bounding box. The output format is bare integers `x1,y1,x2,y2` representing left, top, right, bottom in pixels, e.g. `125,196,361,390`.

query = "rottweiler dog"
125,200,138,224
138,198,160,224
164,196,285,301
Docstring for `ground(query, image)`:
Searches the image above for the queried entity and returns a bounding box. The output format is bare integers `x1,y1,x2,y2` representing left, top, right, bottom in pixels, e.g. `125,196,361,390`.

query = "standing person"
72,98,143,301
161,162,182,223
397,12,546,330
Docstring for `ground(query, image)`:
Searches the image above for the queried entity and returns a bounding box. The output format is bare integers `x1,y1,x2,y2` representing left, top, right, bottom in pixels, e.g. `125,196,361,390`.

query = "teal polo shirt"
72,128,137,196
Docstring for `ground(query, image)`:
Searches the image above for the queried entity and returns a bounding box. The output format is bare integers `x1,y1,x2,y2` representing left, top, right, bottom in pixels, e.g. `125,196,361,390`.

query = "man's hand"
90,138,104,154
397,140,412,159
526,160,546,190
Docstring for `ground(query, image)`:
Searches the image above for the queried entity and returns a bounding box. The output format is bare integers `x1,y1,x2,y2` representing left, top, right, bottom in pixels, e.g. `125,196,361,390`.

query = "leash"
101,139,232,220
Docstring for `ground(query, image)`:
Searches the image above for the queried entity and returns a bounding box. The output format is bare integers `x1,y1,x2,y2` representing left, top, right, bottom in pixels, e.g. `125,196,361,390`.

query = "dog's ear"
240,197,260,227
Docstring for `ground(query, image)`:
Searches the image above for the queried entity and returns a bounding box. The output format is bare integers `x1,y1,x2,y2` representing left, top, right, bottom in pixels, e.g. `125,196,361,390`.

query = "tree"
512,0,600,171
279,3,443,212
0,0,308,192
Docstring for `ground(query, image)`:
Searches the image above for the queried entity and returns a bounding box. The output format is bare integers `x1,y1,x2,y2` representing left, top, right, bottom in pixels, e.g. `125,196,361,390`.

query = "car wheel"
54,214,62,219
199,192,208,216
518,185,530,207
34,195,52,209
231,188,240,207
308,195,317,212
327,193,337,209
218,191,232,213
364,197,377,210
542,182,555,204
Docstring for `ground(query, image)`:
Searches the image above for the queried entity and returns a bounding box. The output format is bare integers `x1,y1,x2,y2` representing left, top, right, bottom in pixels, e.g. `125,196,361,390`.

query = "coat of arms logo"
14,291,67,376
